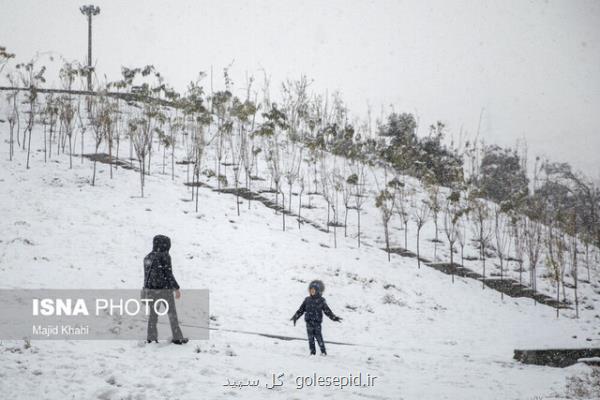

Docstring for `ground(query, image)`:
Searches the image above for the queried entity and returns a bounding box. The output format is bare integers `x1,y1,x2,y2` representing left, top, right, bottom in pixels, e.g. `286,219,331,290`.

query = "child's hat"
308,280,325,295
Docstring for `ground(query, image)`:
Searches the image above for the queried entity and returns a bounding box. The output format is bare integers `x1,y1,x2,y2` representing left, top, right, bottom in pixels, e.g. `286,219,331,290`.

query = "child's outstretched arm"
323,300,342,322
290,299,306,326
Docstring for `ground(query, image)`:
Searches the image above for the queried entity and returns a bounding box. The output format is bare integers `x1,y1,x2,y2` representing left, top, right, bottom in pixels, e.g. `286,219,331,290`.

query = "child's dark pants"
306,321,326,354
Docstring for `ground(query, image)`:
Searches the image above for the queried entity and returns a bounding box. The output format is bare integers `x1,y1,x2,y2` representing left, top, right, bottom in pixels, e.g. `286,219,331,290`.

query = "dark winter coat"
143,235,180,290
292,281,340,324
292,295,339,324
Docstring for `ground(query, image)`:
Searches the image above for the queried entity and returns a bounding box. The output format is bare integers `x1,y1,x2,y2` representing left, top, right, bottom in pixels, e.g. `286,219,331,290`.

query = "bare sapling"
413,198,430,268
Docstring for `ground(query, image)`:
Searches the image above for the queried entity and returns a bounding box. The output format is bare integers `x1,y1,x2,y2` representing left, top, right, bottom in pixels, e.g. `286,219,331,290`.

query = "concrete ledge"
514,348,600,367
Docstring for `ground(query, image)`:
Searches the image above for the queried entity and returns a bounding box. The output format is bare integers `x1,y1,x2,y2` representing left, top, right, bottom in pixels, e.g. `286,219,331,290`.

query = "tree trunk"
574,283,579,318
217,157,221,190
195,168,200,213
171,136,175,181
519,261,523,285
344,207,348,237
573,236,579,318
385,222,390,262
139,157,146,198
92,160,97,186
22,119,27,150
357,209,361,248
9,123,14,161
326,201,330,233
556,280,560,319
281,191,286,231
68,135,73,169
236,180,240,216
417,228,421,268
450,244,454,283
115,138,120,174
333,209,337,248
298,193,302,229
43,124,47,163
48,122,53,160
186,163,190,191
26,125,32,169
585,242,590,282
247,172,252,210
92,143,100,186
499,257,504,300
482,243,486,290
147,140,152,176
108,132,113,179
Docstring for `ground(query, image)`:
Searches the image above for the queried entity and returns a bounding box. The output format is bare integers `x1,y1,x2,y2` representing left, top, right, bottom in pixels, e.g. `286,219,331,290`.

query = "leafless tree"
567,212,580,318
523,215,543,293
395,177,412,250
456,217,466,268
283,140,303,214
494,206,511,299
129,101,160,197
320,154,333,233
43,96,57,162
349,160,367,247
341,161,353,238
374,164,397,261
444,197,461,283
0,45,15,75
88,95,109,185
547,220,566,318
470,197,493,288
266,130,285,229
413,198,430,268
297,173,305,228
511,214,527,284
426,183,442,260
16,59,46,169
331,167,343,248
5,79,19,161
192,122,207,213
58,62,77,168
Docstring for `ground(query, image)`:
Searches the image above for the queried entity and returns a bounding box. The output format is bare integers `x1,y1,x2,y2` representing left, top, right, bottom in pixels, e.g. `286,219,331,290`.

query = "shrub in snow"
382,294,406,307
565,367,600,399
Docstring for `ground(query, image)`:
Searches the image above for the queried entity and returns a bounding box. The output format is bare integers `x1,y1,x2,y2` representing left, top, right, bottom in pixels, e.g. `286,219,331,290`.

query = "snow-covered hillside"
1,125,599,399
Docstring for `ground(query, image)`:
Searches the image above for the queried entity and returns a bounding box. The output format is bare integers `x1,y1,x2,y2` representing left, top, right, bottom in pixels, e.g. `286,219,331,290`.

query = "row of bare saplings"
2,69,597,319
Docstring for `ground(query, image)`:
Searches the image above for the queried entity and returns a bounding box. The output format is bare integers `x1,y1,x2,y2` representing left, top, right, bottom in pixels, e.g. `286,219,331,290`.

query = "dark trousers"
146,290,183,341
306,322,326,354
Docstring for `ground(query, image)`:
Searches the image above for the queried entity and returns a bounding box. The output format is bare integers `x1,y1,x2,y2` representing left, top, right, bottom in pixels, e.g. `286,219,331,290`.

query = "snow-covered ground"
1,126,599,399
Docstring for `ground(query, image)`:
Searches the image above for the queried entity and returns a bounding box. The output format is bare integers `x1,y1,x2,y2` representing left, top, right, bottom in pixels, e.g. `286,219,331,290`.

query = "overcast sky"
2,0,599,178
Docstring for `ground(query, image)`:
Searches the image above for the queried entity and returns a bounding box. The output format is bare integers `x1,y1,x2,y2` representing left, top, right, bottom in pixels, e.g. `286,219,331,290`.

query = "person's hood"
152,235,171,252
308,280,325,297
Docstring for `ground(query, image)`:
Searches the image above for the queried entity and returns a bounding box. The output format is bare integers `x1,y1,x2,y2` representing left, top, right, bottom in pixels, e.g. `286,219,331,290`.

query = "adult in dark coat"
143,235,187,344
291,280,342,355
